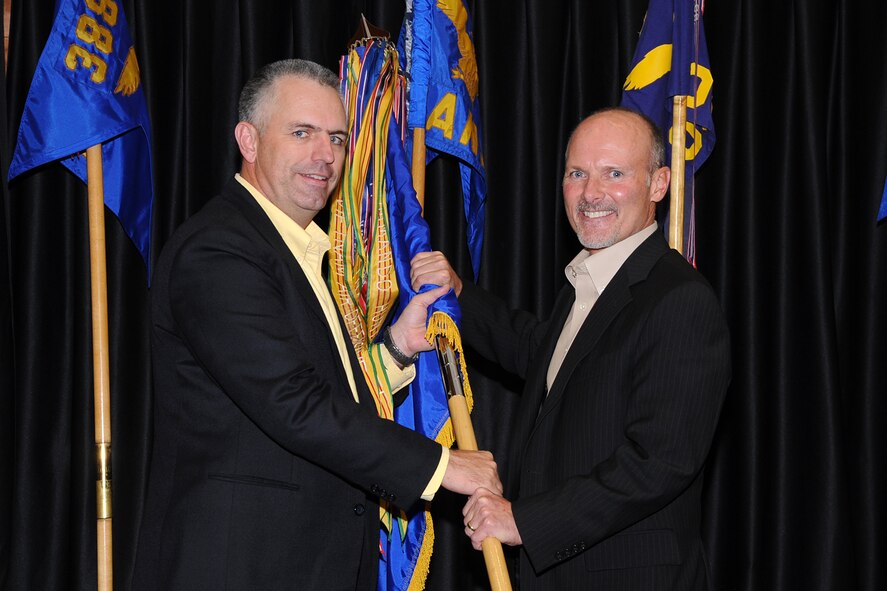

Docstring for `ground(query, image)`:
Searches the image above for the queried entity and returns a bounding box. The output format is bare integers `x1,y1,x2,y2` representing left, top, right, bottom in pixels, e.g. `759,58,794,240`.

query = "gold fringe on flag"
426,310,474,448
407,511,434,591
400,312,473,591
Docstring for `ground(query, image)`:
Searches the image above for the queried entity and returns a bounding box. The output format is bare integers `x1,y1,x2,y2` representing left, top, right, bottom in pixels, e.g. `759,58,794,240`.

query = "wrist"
383,326,418,367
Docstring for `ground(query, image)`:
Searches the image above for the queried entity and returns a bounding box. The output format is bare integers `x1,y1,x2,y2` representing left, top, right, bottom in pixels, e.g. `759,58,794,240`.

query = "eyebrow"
287,122,348,138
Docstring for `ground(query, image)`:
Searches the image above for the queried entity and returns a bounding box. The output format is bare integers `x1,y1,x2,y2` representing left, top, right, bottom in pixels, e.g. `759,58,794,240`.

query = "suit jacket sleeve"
510,278,730,572
166,223,440,509
459,281,563,379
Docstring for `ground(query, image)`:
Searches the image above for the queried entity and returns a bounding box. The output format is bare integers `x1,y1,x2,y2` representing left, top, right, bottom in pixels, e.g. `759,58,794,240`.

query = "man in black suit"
132,59,501,590
411,107,731,590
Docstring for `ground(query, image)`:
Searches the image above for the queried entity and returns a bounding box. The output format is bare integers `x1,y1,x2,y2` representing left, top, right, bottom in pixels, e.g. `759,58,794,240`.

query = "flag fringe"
425,310,474,449
406,511,435,591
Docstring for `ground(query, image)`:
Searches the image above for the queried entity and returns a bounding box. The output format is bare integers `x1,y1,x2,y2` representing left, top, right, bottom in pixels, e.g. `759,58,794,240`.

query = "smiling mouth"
300,173,330,183
582,209,614,219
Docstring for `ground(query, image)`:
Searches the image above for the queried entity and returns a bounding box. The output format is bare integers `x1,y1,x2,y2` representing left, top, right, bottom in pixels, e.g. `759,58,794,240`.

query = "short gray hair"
238,59,341,130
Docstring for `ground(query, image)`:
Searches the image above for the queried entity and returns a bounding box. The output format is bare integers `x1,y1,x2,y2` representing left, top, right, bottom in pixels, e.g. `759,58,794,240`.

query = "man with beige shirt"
411,107,731,590
132,59,500,590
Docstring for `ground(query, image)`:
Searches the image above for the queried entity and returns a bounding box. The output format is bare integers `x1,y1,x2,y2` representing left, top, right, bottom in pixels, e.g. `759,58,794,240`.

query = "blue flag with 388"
9,0,154,278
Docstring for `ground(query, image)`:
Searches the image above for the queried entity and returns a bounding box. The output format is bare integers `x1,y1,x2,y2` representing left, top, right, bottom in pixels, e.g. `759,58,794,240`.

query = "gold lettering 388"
64,0,121,84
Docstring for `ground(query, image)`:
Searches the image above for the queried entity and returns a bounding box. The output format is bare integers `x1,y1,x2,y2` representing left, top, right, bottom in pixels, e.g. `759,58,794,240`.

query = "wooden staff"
435,336,512,591
412,131,512,591
86,144,113,591
669,96,688,253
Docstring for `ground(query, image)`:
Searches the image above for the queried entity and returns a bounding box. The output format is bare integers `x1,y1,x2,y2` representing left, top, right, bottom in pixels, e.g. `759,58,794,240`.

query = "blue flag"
9,0,154,277
333,39,472,591
399,0,486,279
879,176,887,222
621,0,714,265
382,112,467,591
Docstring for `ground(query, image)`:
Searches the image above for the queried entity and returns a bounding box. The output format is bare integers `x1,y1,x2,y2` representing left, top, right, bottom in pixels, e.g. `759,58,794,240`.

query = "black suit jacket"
460,231,730,590
132,179,441,590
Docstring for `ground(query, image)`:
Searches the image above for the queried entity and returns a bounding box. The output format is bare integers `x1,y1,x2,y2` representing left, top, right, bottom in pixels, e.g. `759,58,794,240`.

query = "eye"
607,170,623,179
293,129,308,138
330,134,346,146
566,169,585,179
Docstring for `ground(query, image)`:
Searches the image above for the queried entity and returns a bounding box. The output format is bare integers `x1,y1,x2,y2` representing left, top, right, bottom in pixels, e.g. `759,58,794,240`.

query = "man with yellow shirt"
132,59,500,591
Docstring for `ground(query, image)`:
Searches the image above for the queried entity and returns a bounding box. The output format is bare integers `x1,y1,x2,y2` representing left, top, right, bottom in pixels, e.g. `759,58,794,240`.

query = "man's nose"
312,136,335,163
582,177,602,200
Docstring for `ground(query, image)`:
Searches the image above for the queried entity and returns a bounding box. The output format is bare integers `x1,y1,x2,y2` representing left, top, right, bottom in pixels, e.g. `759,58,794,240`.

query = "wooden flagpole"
86,144,114,591
412,131,512,591
411,129,427,214
668,96,688,253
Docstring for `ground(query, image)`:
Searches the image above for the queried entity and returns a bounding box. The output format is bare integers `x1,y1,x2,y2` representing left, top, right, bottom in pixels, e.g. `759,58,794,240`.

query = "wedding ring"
467,522,476,532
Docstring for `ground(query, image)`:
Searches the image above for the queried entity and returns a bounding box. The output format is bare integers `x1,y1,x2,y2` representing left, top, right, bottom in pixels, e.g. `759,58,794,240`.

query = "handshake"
443,449,522,549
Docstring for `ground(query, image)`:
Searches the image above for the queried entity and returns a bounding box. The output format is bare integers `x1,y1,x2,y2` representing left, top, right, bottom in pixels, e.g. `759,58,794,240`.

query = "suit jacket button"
555,551,564,561
388,493,397,503
353,504,366,516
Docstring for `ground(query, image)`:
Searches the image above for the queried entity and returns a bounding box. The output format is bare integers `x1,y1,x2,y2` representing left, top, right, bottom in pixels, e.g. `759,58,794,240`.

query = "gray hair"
238,59,341,130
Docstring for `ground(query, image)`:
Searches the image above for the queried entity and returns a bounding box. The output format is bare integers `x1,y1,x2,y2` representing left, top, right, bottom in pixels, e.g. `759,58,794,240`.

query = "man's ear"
650,166,671,203
234,122,258,163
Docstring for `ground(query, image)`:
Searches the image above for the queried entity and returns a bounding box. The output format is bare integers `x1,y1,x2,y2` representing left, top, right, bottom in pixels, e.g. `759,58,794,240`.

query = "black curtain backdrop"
3,0,886,589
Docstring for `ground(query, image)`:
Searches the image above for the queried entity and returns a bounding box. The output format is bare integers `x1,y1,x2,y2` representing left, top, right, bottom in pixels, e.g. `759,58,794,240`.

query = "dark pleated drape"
2,1,885,589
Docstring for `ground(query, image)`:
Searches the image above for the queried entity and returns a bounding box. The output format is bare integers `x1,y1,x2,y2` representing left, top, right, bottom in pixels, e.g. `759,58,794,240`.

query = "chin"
578,233,618,251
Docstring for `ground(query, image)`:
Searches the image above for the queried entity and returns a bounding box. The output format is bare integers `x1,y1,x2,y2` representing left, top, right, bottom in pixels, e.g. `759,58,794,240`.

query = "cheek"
331,156,345,177
622,198,652,224
562,185,582,210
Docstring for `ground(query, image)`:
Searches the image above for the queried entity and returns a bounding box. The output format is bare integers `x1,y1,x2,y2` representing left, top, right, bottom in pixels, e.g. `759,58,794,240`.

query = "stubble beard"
577,231,619,251
573,205,620,251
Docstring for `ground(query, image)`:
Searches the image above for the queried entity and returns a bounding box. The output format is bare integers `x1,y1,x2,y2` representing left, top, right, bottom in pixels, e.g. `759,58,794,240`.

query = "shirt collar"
564,222,658,294
235,173,331,265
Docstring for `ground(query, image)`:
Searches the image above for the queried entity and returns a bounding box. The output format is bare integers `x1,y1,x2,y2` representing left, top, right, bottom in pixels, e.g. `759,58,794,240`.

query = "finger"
471,534,484,551
412,285,449,306
410,251,441,266
473,486,495,501
410,256,443,276
410,270,448,291
479,478,504,496
463,495,480,519
410,253,449,279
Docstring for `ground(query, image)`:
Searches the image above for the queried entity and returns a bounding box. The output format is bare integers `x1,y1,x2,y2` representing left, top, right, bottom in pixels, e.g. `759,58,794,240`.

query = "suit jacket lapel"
536,275,631,422
220,180,370,404
533,231,671,425
220,181,329,325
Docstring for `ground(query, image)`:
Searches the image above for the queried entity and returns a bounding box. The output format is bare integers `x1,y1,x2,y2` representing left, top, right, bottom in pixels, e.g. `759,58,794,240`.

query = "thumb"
412,285,450,307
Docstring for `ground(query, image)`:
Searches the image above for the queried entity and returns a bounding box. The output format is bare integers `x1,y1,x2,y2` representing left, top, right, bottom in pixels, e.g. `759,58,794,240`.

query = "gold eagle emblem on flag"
114,46,141,96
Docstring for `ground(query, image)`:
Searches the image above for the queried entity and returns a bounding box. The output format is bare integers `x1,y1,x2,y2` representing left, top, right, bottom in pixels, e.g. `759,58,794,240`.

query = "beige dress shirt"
546,223,659,391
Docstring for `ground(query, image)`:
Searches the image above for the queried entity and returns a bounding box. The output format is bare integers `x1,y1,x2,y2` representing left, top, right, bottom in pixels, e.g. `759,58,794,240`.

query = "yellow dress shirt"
235,174,447,499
